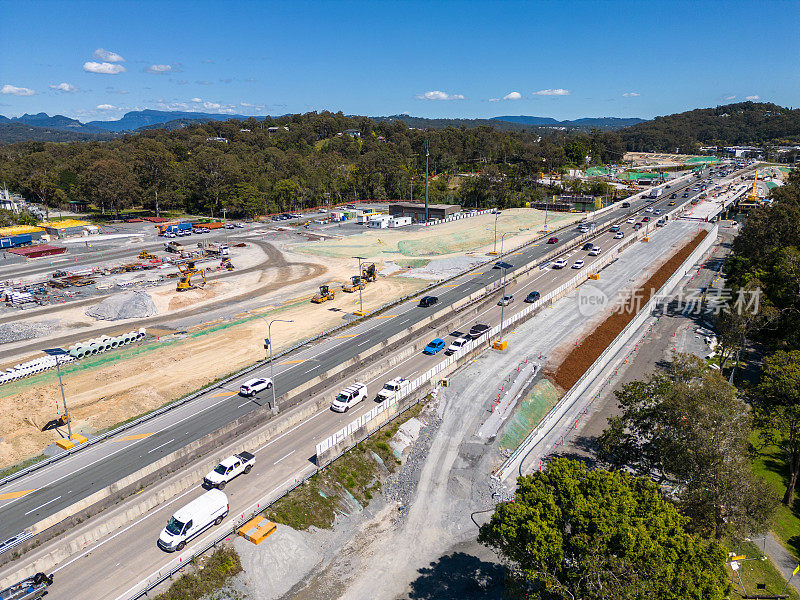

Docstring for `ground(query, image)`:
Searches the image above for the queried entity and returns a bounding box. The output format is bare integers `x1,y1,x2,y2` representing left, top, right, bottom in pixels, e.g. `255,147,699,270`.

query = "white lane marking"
357,339,371,347
54,485,198,574
24,495,61,516
147,439,175,454
254,407,329,453
237,401,251,408
273,450,295,465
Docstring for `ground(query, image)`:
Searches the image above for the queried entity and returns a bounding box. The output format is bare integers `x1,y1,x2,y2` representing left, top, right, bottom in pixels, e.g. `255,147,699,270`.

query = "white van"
331,382,368,412
239,377,273,397
157,489,229,552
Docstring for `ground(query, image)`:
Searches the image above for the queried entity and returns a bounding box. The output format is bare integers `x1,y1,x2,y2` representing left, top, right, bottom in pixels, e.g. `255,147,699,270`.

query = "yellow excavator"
220,257,234,271
311,284,335,303
342,275,365,293
138,250,158,260
361,262,377,283
176,261,207,291
746,169,761,203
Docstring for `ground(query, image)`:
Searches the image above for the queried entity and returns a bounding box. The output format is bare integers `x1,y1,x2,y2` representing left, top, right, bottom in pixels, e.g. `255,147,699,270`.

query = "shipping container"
0,233,33,248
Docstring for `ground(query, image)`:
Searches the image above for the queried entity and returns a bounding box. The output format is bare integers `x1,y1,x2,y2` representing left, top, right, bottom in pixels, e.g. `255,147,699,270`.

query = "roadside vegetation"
153,545,242,600
265,403,422,530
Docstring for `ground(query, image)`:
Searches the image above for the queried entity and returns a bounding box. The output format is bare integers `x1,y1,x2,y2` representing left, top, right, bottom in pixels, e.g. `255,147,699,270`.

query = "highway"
0,165,741,551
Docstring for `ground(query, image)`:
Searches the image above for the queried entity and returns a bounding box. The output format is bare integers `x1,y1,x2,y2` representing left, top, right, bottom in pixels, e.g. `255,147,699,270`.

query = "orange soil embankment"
551,230,708,390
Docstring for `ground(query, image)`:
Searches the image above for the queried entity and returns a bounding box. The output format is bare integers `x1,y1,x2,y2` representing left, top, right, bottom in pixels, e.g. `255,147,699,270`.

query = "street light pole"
354,256,365,314
44,348,72,441
266,318,293,415
498,232,513,343
493,210,500,254
424,139,430,222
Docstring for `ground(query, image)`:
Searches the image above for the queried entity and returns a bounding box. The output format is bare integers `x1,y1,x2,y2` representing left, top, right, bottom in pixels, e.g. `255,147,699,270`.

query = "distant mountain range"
491,115,646,129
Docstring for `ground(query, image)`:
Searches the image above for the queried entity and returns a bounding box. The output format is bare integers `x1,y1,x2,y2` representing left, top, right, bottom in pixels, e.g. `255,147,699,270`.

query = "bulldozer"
138,250,158,260
311,284,335,304
176,261,207,291
342,275,365,293
361,262,377,283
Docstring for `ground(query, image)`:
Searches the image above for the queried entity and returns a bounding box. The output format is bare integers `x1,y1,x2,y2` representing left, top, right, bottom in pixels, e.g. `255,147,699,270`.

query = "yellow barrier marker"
493,340,508,351
237,516,277,545
116,433,155,442
209,392,233,398
334,334,358,339
353,310,367,316
589,273,599,280
55,439,75,450
278,360,305,365
0,489,34,501
440,284,459,288
72,434,88,444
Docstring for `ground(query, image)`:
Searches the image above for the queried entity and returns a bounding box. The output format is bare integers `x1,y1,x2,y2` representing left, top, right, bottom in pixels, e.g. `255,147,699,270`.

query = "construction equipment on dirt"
176,261,206,292
220,257,234,271
746,169,761,203
311,284,335,304
342,275,365,293
164,241,184,253
361,262,377,283
138,251,158,260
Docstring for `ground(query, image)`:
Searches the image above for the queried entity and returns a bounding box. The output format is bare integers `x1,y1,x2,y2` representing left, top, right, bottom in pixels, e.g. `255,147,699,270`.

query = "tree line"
0,111,625,219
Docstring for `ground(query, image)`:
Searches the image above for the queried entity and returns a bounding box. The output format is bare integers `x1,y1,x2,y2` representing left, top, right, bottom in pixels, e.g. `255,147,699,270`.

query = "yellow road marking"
209,392,233,398
441,284,458,288
0,489,34,501
334,334,359,338
115,433,155,442
511,252,523,255
278,359,305,365
375,315,397,319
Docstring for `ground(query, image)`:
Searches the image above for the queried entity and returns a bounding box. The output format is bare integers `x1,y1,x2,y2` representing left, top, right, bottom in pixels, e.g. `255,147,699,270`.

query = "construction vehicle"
164,241,184,253
311,284,335,304
746,169,761,203
176,261,206,291
361,262,377,283
342,275,365,293
0,572,53,599
138,251,158,260
220,257,234,271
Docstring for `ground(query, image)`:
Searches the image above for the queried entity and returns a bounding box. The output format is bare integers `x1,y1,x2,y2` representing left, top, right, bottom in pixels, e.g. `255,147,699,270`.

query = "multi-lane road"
0,166,744,565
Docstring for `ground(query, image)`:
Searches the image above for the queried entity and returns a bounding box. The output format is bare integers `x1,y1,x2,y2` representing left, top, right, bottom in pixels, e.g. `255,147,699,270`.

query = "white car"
572,260,585,269
498,294,514,306
239,377,273,397
376,377,407,402
588,247,601,256
645,207,654,213
614,231,624,239
445,337,469,356
331,382,368,412
626,217,636,224
552,258,568,269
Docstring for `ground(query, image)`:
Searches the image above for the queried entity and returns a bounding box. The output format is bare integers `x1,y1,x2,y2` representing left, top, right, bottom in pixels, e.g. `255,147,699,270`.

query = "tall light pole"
263,318,293,415
424,139,430,222
498,232,513,344
493,210,501,254
44,348,72,441
353,256,365,314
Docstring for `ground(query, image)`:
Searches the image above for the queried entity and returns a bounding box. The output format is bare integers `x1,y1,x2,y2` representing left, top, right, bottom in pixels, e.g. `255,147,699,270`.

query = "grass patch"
154,545,242,600
0,454,47,480
751,431,800,559
726,541,800,599
265,402,423,530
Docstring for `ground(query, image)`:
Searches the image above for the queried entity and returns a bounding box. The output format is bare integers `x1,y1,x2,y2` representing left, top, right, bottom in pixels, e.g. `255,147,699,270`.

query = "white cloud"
93,48,125,62
724,95,736,100
84,61,126,74
1,84,35,96
414,90,466,101
146,64,174,73
746,95,760,100
50,82,78,93
532,88,570,96
203,101,222,110
196,80,213,85
96,104,117,110
622,92,640,97
191,97,202,103
503,91,522,101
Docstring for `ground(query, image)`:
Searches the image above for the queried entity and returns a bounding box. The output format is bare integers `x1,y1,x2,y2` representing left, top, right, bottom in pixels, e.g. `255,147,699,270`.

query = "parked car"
654,209,662,215
331,382,368,412
158,490,229,552
524,291,541,303
239,377,273,397
497,294,514,306
582,242,594,251
645,207,654,213
670,193,677,199
614,231,624,239
445,337,469,356
588,247,601,256
682,192,689,198
234,222,245,228
572,260,585,269
468,323,491,339
423,338,446,355
418,295,439,307
547,237,558,244
552,258,568,269
203,452,255,490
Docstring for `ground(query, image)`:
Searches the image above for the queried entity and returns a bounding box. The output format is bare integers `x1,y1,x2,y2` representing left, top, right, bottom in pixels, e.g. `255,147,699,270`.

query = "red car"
642,216,650,222
547,237,558,244
634,223,643,230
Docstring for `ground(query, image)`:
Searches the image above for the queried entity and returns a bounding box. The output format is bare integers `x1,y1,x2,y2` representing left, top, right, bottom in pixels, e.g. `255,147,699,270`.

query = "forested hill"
619,101,800,151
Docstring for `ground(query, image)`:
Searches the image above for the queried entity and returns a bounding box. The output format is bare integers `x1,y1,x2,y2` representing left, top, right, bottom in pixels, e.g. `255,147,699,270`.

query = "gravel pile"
85,291,157,321
0,320,56,343
399,256,485,280
384,414,442,509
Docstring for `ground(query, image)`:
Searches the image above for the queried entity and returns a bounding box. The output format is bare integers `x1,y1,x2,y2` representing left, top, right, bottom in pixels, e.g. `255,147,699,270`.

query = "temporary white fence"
494,223,719,481
422,209,493,227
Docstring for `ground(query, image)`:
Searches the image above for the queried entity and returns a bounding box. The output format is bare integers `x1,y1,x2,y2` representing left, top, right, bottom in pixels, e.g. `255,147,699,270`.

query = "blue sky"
0,0,797,122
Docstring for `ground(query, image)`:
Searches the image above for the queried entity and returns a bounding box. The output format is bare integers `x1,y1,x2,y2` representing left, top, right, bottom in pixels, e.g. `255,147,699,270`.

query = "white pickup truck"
376,377,407,402
203,451,255,490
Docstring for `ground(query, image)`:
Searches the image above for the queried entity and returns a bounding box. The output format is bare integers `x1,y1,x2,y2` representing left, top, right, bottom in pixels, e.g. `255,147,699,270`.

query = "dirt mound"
86,291,157,321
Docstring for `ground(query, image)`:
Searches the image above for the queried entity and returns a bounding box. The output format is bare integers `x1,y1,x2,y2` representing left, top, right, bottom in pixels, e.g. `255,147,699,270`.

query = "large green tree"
597,354,774,539
479,458,729,600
